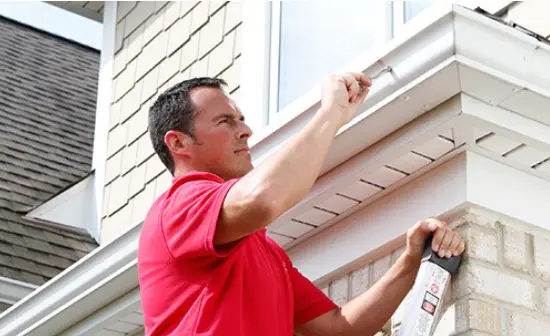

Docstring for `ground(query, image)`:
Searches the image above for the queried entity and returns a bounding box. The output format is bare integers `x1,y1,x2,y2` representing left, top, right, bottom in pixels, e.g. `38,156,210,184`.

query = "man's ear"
164,130,193,158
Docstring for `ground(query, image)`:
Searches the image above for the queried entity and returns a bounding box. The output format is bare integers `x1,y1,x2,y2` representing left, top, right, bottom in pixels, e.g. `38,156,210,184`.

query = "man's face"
186,87,253,180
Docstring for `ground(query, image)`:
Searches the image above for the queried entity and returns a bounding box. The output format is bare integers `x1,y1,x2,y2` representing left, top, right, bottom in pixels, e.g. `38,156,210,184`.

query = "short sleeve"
161,173,239,262
291,265,337,326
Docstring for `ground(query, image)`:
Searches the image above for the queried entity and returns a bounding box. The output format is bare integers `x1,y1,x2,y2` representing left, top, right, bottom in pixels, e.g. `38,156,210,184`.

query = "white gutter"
0,221,141,336
1,4,549,336
0,277,37,306
250,3,456,173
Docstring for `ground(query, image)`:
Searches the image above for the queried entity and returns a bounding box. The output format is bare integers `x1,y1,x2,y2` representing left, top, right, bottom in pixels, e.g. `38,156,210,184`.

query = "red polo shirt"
138,172,336,335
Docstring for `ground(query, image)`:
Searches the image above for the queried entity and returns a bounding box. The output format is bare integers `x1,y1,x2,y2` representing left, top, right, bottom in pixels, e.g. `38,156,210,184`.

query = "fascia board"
0,277,37,305
453,5,550,97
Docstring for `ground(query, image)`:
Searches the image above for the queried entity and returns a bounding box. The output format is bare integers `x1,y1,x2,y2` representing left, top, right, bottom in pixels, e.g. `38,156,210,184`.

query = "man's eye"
219,119,228,124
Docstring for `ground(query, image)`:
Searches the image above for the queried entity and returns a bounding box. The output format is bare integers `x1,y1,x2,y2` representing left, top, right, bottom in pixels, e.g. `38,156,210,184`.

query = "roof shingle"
0,15,100,285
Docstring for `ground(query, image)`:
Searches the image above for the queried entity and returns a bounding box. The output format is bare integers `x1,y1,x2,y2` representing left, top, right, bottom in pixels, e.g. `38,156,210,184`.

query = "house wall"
101,1,242,243
319,207,550,336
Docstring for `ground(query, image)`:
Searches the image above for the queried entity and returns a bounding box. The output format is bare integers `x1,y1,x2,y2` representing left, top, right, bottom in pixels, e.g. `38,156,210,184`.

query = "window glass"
277,1,388,112
404,1,433,22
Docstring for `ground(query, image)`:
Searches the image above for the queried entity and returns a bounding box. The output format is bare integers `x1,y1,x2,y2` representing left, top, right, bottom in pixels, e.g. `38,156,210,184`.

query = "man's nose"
237,121,253,140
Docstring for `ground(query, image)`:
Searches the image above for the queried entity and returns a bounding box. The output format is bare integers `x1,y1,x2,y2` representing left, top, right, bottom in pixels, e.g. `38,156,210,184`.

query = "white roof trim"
0,276,37,306
1,4,550,335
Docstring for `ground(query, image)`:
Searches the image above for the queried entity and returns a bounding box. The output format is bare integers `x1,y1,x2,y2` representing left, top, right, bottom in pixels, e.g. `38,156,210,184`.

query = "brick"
198,9,225,58
372,254,391,284
115,19,125,53
108,174,130,215
208,33,234,77
107,123,128,157
127,23,144,62
124,1,155,38
158,49,182,86
121,141,138,175
167,14,192,56
117,1,137,22
109,101,122,130
145,155,166,182
131,182,156,225
506,1,550,38
105,150,122,184
163,1,181,29
136,31,168,81
534,234,550,282
350,264,370,298
180,1,198,18
330,276,348,307
155,171,173,198
129,163,147,198
114,59,137,101
457,225,498,264
224,2,241,33
143,7,165,46
137,134,155,165
508,311,550,336
142,66,159,102
190,2,209,33
120,80,143,123
453,263,535,309
463,209,500,230
465,300,500,335
113,48,128,78
180,34,199,71
503,225,528,272
127,106,148,145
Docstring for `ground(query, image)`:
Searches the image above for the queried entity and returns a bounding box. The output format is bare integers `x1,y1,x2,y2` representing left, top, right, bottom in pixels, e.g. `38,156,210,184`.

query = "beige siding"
101,1,242,243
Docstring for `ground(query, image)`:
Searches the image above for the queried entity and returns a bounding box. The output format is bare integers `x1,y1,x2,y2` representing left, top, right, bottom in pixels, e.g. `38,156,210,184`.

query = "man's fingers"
447,232,463,258
438,227,454,258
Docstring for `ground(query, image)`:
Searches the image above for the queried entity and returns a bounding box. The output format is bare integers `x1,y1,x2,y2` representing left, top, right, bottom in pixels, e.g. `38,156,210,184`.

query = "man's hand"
406,218,465,261
320,72,372,129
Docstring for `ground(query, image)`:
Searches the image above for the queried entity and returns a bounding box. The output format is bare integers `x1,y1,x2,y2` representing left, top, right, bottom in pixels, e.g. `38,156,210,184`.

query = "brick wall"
101,1,242,243
316,208,550,335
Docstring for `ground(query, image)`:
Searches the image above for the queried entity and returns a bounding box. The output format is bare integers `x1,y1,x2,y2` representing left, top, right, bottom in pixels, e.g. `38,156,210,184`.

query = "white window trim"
92,1,117,241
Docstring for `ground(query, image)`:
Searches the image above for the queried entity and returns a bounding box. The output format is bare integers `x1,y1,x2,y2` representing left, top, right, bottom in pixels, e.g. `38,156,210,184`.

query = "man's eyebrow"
212,113,245,122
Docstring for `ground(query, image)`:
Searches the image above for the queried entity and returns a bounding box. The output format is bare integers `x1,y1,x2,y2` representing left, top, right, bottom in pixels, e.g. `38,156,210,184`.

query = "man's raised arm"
214,72,371,246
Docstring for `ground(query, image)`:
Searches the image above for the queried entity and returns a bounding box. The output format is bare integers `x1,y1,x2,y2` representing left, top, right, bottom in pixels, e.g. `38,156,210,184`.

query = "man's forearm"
337,252,420,335
236,109,340,220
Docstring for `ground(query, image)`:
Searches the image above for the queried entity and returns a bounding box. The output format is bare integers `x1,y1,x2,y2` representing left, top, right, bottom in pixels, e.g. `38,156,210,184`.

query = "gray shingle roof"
0,15,100,285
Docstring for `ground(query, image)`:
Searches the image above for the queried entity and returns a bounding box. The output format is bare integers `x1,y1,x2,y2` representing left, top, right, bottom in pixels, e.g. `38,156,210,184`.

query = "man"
138,72,465,336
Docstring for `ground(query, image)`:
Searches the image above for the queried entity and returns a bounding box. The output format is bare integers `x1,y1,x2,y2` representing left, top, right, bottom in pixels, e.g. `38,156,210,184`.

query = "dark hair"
148,77,227,175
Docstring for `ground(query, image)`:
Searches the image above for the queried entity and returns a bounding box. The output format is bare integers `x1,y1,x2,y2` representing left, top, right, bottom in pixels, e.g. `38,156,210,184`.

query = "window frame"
266,1,434,124
240,1,466,136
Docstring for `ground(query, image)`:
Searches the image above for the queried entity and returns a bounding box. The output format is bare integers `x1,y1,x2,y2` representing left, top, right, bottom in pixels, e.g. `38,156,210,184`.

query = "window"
242,1,436,130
